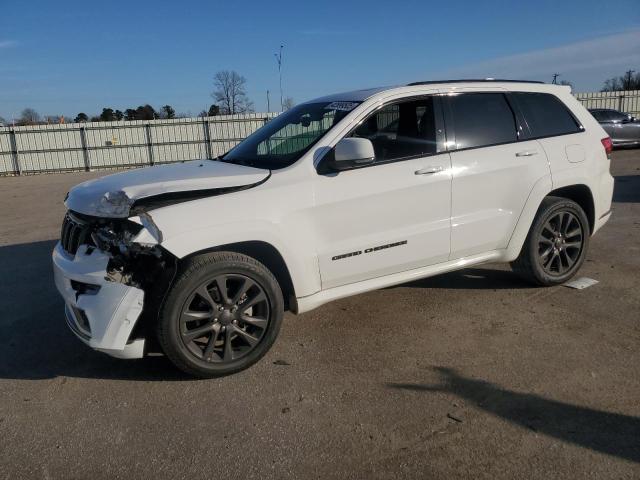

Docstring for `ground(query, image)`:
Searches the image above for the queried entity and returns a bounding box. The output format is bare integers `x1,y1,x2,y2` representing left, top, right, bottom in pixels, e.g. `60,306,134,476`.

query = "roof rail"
407,79,545,86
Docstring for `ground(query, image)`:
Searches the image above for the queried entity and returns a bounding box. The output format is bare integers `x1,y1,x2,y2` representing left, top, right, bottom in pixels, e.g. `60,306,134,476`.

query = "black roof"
407,79,545,86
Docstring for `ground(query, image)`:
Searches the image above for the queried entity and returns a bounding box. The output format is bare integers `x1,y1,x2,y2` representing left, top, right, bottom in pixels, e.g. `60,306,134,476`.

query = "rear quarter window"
513,92,582,138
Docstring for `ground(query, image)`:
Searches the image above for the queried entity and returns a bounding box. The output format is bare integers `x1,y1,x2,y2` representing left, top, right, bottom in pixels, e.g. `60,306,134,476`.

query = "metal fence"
575,89,640,116
1,89,639,176
0,113,277,175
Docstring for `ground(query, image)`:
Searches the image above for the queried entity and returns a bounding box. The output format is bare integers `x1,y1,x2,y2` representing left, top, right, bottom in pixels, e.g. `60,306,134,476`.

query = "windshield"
220,101,359,169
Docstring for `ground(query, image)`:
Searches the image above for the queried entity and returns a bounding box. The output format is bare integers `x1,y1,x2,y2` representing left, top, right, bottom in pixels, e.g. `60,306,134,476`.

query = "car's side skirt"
294,250,504,314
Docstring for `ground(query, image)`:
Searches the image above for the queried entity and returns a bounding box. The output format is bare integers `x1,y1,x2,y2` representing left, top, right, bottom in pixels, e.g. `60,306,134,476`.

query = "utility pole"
624,70,635,90
266,90,271,112
274,45,284,112
552,73,560,84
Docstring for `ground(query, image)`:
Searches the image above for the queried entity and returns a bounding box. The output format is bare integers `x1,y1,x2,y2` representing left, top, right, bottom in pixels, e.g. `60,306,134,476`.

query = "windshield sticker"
325,101,358,111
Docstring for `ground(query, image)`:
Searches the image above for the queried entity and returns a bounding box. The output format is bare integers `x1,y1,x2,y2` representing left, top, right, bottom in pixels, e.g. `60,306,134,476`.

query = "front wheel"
511,196,590,286
157,252,284,378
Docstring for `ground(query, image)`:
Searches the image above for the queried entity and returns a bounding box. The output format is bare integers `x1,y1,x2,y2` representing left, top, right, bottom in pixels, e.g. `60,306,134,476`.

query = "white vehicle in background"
53,79,614,377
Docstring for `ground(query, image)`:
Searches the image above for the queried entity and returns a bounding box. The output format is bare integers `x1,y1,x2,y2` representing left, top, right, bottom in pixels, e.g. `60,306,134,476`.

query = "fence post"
79,127,91,171
8,129,21,175
618,94,625,112
202,117,212,159
145,123,154,165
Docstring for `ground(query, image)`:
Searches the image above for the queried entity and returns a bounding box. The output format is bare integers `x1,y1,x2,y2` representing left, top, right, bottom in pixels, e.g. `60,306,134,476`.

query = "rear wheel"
511,196,590,286
157,252,284,377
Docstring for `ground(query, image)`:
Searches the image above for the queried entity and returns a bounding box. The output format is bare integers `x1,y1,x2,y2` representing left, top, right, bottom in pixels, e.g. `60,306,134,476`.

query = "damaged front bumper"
52,242,146,359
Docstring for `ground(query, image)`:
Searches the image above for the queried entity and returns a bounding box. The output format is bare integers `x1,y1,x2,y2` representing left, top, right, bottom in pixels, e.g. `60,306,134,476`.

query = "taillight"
601,137,613,155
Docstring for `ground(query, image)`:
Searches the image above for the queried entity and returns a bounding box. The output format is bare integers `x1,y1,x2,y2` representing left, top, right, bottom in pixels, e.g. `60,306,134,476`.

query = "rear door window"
513,92,582,138
448,93,517,149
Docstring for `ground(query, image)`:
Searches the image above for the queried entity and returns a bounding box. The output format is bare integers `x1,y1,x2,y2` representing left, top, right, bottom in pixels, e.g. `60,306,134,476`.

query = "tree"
19,108,41,125
161,105,176,119
100,108,115,122
208,104,220,116
211,70,253,115
114,110,124,121
74,113,89,123
282,97,295,110
558,80,573,88
125,109,137,121
0,115,6,126
602,71,640,92
135,104,157,120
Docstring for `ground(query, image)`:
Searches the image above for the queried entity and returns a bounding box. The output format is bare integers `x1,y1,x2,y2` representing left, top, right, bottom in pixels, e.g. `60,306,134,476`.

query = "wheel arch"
547,184,595,234
181,241,298,312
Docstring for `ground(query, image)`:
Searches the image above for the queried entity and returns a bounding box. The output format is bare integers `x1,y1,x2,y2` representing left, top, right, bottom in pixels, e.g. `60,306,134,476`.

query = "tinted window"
514,92,581,138
449,93,517,149
607,110,628,122
350,98,439,162
590,110,608,121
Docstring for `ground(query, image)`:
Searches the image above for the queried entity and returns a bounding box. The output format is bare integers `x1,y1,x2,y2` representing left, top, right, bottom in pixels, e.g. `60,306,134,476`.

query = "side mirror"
330,138,375,171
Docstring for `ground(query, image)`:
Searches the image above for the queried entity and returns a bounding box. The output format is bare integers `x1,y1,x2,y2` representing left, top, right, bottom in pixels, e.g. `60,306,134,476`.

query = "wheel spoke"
543,222,556,236
566,227,581,239
561,249,576,268
539,236,553,245
233,325,259,346
203,324,221,361
231,277,254,305
564,241,582,249
182,322,215,342
540,247,553,260
240,314,268,328
195,285,218,309
181,309,212,324
223,327,234,361
214,275,231,304
239,290,266,313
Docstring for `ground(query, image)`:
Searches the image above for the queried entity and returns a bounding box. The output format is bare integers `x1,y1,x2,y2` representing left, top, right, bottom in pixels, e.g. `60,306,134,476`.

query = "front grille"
60,212,93,255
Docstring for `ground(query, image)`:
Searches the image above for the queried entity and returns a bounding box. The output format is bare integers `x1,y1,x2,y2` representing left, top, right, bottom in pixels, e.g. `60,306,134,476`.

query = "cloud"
434,30,640,89
0,40,18,49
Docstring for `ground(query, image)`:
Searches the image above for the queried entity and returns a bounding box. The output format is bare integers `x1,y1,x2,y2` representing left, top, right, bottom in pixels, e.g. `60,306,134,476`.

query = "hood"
65,160,270,218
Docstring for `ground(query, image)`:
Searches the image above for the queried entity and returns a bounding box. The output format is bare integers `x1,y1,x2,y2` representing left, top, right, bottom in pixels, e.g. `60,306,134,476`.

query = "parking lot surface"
1,151,639,479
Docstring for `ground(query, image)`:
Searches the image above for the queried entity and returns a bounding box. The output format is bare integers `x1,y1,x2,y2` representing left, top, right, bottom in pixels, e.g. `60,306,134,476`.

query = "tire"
157,251,284,378
511,196,590,286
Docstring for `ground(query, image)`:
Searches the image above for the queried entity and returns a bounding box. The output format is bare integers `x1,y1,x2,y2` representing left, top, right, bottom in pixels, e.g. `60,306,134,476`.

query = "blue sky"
1,0,639,120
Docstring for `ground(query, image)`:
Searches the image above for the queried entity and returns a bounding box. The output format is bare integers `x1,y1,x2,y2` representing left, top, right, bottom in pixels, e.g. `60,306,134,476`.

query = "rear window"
449,93,517,149
513,92,582,138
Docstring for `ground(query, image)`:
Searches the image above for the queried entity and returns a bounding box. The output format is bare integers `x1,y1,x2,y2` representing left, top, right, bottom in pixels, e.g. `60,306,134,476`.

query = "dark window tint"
350,98,439,162
449,93,517,149
590,110,609,122
514,92,581,138
606,110,628,122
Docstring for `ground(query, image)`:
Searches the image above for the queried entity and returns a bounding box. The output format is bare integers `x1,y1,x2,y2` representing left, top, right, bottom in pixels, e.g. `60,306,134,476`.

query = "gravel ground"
0,150,638,479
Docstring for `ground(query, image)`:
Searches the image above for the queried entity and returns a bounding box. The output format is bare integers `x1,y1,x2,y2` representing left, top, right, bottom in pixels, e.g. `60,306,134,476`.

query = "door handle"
515,150,538,157
415,166,443,175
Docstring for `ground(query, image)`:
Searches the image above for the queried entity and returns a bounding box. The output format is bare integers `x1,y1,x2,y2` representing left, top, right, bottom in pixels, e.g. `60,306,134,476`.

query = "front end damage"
53,210,176,359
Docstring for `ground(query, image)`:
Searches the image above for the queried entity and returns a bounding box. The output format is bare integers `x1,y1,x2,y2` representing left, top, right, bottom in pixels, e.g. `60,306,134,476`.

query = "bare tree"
282,97,295,110
602,71,640,92
19,108,41,125
211,70,253,115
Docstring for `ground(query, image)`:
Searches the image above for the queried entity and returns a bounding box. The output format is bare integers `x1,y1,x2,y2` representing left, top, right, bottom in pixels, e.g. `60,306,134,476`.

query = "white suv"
53,80,614,377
